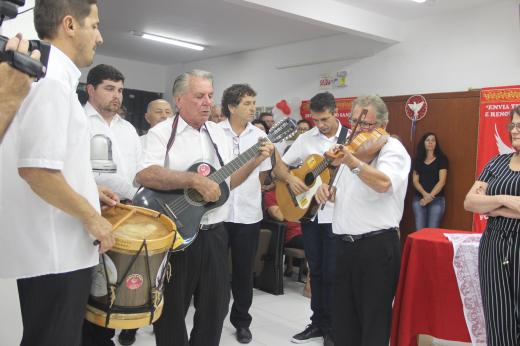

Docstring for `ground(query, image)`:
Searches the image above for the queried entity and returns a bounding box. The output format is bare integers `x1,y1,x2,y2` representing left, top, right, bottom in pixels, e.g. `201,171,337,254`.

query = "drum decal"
91,254,117,297
196,163,211,177
126,274,144,290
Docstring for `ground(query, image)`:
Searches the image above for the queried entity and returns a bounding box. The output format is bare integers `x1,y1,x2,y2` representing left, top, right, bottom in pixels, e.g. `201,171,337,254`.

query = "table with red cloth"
390,228,478,346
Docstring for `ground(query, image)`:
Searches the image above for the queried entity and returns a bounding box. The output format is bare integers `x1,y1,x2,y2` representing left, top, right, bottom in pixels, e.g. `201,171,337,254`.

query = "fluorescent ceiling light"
138,32,205,51
410,0,427,3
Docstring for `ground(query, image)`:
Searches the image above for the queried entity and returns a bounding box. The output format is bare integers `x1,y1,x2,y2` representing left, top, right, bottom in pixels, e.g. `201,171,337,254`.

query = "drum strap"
164,114,225,168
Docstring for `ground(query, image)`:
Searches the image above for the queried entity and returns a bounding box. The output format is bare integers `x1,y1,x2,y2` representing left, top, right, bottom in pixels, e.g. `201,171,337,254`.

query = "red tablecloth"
390,228,474,346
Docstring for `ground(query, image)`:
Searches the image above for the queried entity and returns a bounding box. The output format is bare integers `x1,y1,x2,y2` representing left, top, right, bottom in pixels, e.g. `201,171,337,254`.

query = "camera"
0,0,48,80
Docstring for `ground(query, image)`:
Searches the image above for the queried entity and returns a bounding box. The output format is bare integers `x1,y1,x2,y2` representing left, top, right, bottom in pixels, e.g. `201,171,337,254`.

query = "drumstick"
93,204,136,246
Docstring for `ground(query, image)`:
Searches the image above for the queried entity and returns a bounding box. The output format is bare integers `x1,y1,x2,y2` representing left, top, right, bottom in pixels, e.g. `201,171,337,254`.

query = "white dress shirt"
139,116,232,225
85,102,141,200
282,122,345,223
219,120,271,224
332,137,411,235
0,45,99,279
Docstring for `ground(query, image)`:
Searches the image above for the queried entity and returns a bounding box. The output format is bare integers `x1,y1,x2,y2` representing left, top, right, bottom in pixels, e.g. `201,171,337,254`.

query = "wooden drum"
85,204,180,329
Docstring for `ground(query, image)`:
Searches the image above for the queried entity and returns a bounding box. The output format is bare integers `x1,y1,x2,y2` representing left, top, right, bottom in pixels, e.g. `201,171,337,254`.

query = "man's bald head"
145,99,173,128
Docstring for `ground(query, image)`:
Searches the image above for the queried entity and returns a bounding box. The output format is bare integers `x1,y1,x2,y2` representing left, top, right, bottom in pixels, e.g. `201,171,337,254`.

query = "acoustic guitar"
276,127,389,222
133,118,297,252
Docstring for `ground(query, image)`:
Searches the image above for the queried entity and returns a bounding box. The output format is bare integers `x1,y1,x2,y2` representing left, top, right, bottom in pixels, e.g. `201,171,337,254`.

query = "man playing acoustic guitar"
136,70,273,346
274,92,344,346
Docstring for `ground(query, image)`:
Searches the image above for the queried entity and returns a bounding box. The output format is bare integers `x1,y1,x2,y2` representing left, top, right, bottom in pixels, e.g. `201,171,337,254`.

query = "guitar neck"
209,141,262,184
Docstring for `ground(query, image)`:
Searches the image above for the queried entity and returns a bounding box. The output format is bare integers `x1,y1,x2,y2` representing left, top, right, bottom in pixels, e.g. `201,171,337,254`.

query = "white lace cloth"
444,233,487,346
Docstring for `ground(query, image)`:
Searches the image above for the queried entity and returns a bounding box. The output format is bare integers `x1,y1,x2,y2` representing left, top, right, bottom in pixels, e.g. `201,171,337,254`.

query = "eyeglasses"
348,114,378,129
506,122,520,132
232,136,240,156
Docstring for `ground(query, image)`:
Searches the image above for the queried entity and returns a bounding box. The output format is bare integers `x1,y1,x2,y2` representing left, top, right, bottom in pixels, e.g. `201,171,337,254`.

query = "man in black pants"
316,95,410,346
219,84,272,343
136,70,273,346
0,1,115,345
274,92,343,346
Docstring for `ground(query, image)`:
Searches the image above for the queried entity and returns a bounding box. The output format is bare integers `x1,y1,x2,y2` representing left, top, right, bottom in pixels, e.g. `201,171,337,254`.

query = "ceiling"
95,0,504,66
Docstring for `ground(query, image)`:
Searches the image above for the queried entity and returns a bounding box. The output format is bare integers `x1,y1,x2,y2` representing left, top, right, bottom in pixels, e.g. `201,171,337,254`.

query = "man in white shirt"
218,84,271,344
0,1,115,345
316,95,411,346
274,92,344,346
0,35,41,141
144,98,173,130
136,70,273,346
82,64,142,345
84,64,141,201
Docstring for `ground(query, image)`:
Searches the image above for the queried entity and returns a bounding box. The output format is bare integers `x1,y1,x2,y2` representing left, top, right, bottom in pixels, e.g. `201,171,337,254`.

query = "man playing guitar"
274,92,344,346
136,70,273,346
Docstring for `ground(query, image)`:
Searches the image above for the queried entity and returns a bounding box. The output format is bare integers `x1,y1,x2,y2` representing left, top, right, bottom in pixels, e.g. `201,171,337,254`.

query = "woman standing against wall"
464,106,520,346
412,132,449,230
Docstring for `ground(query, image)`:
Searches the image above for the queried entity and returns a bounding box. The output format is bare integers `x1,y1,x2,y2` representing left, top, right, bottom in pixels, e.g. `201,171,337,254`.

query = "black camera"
0,0,48,80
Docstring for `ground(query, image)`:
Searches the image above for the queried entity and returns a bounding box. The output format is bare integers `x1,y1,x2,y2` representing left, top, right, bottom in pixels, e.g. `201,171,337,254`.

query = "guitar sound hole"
186,188,205,204
304,173,315,186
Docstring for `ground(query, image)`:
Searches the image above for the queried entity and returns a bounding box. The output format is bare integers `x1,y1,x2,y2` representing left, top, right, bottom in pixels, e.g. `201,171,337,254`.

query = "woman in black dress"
464,105,520,346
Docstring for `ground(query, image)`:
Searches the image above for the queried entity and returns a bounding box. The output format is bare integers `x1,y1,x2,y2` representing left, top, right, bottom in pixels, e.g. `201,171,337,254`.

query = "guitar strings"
162,120,294,217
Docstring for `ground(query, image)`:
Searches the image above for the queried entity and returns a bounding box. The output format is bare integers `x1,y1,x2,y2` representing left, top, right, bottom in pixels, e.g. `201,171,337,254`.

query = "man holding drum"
82,64,142,346
0,1,116,345
136,70,273,346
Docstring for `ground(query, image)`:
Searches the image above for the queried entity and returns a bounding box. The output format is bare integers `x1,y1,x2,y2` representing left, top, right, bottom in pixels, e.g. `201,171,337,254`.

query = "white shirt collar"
219,119,255,137
85,101,122,125
310,119,343,139
47,44,81,89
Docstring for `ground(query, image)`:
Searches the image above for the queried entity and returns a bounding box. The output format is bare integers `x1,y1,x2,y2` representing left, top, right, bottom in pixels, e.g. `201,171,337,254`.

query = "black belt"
199,222,223,231
338,227,398,243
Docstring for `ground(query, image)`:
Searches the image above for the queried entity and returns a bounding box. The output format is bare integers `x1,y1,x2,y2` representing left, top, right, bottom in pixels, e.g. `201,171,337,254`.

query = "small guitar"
133,118,297,251
276,126,389,222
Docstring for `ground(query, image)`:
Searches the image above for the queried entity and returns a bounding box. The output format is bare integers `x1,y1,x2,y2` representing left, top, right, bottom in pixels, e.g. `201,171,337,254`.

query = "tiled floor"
116,277,322,346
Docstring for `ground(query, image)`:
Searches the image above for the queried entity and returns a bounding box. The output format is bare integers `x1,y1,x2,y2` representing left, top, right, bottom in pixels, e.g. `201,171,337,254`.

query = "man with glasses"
218,84,272,344
274,91,345,346
316,95,410,346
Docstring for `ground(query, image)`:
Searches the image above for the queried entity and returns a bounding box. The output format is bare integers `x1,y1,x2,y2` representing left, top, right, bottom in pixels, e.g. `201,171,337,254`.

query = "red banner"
473,85,520,232
300,97,355,127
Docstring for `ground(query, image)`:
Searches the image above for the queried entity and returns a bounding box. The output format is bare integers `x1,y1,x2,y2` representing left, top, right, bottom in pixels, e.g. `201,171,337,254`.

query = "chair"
253,219,286,295
253,228,272,277
283,247,306,282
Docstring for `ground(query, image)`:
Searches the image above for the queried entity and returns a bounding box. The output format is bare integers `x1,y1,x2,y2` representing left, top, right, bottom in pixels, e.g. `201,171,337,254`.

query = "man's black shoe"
236,327,252,344
118,329,137,346
291,324,323,343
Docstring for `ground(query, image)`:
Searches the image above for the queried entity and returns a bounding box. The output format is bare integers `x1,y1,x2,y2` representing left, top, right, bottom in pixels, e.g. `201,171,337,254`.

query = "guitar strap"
163,114,225,168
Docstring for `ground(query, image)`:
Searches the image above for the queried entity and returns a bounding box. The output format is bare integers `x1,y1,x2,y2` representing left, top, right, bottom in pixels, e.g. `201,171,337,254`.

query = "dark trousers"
302,219,337,334
17,266,93,346
154,224,230,346
479,227,520,346
82,320,115,346
225,222,260,329
332,230,401,346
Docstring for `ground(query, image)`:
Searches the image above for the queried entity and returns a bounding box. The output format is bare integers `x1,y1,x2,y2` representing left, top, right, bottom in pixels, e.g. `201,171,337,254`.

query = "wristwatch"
351,162,365,175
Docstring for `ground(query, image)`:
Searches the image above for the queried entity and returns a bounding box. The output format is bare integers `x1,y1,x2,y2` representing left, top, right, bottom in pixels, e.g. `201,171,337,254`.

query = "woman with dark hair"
464,105,520,346
412,132,449,230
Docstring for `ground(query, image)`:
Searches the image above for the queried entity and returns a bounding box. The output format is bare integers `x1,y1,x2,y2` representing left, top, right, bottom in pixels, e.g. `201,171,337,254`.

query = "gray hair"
172,69,213,99
352,95,389,124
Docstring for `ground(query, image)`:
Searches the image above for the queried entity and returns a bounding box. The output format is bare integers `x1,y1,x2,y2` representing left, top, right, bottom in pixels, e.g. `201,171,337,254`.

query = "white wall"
169,0,519,106
80,54,169,93
345,0,520,97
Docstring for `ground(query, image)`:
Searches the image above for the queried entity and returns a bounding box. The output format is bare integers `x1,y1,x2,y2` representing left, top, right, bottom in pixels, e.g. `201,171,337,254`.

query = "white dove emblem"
407,101,424,119
494,124,514,154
